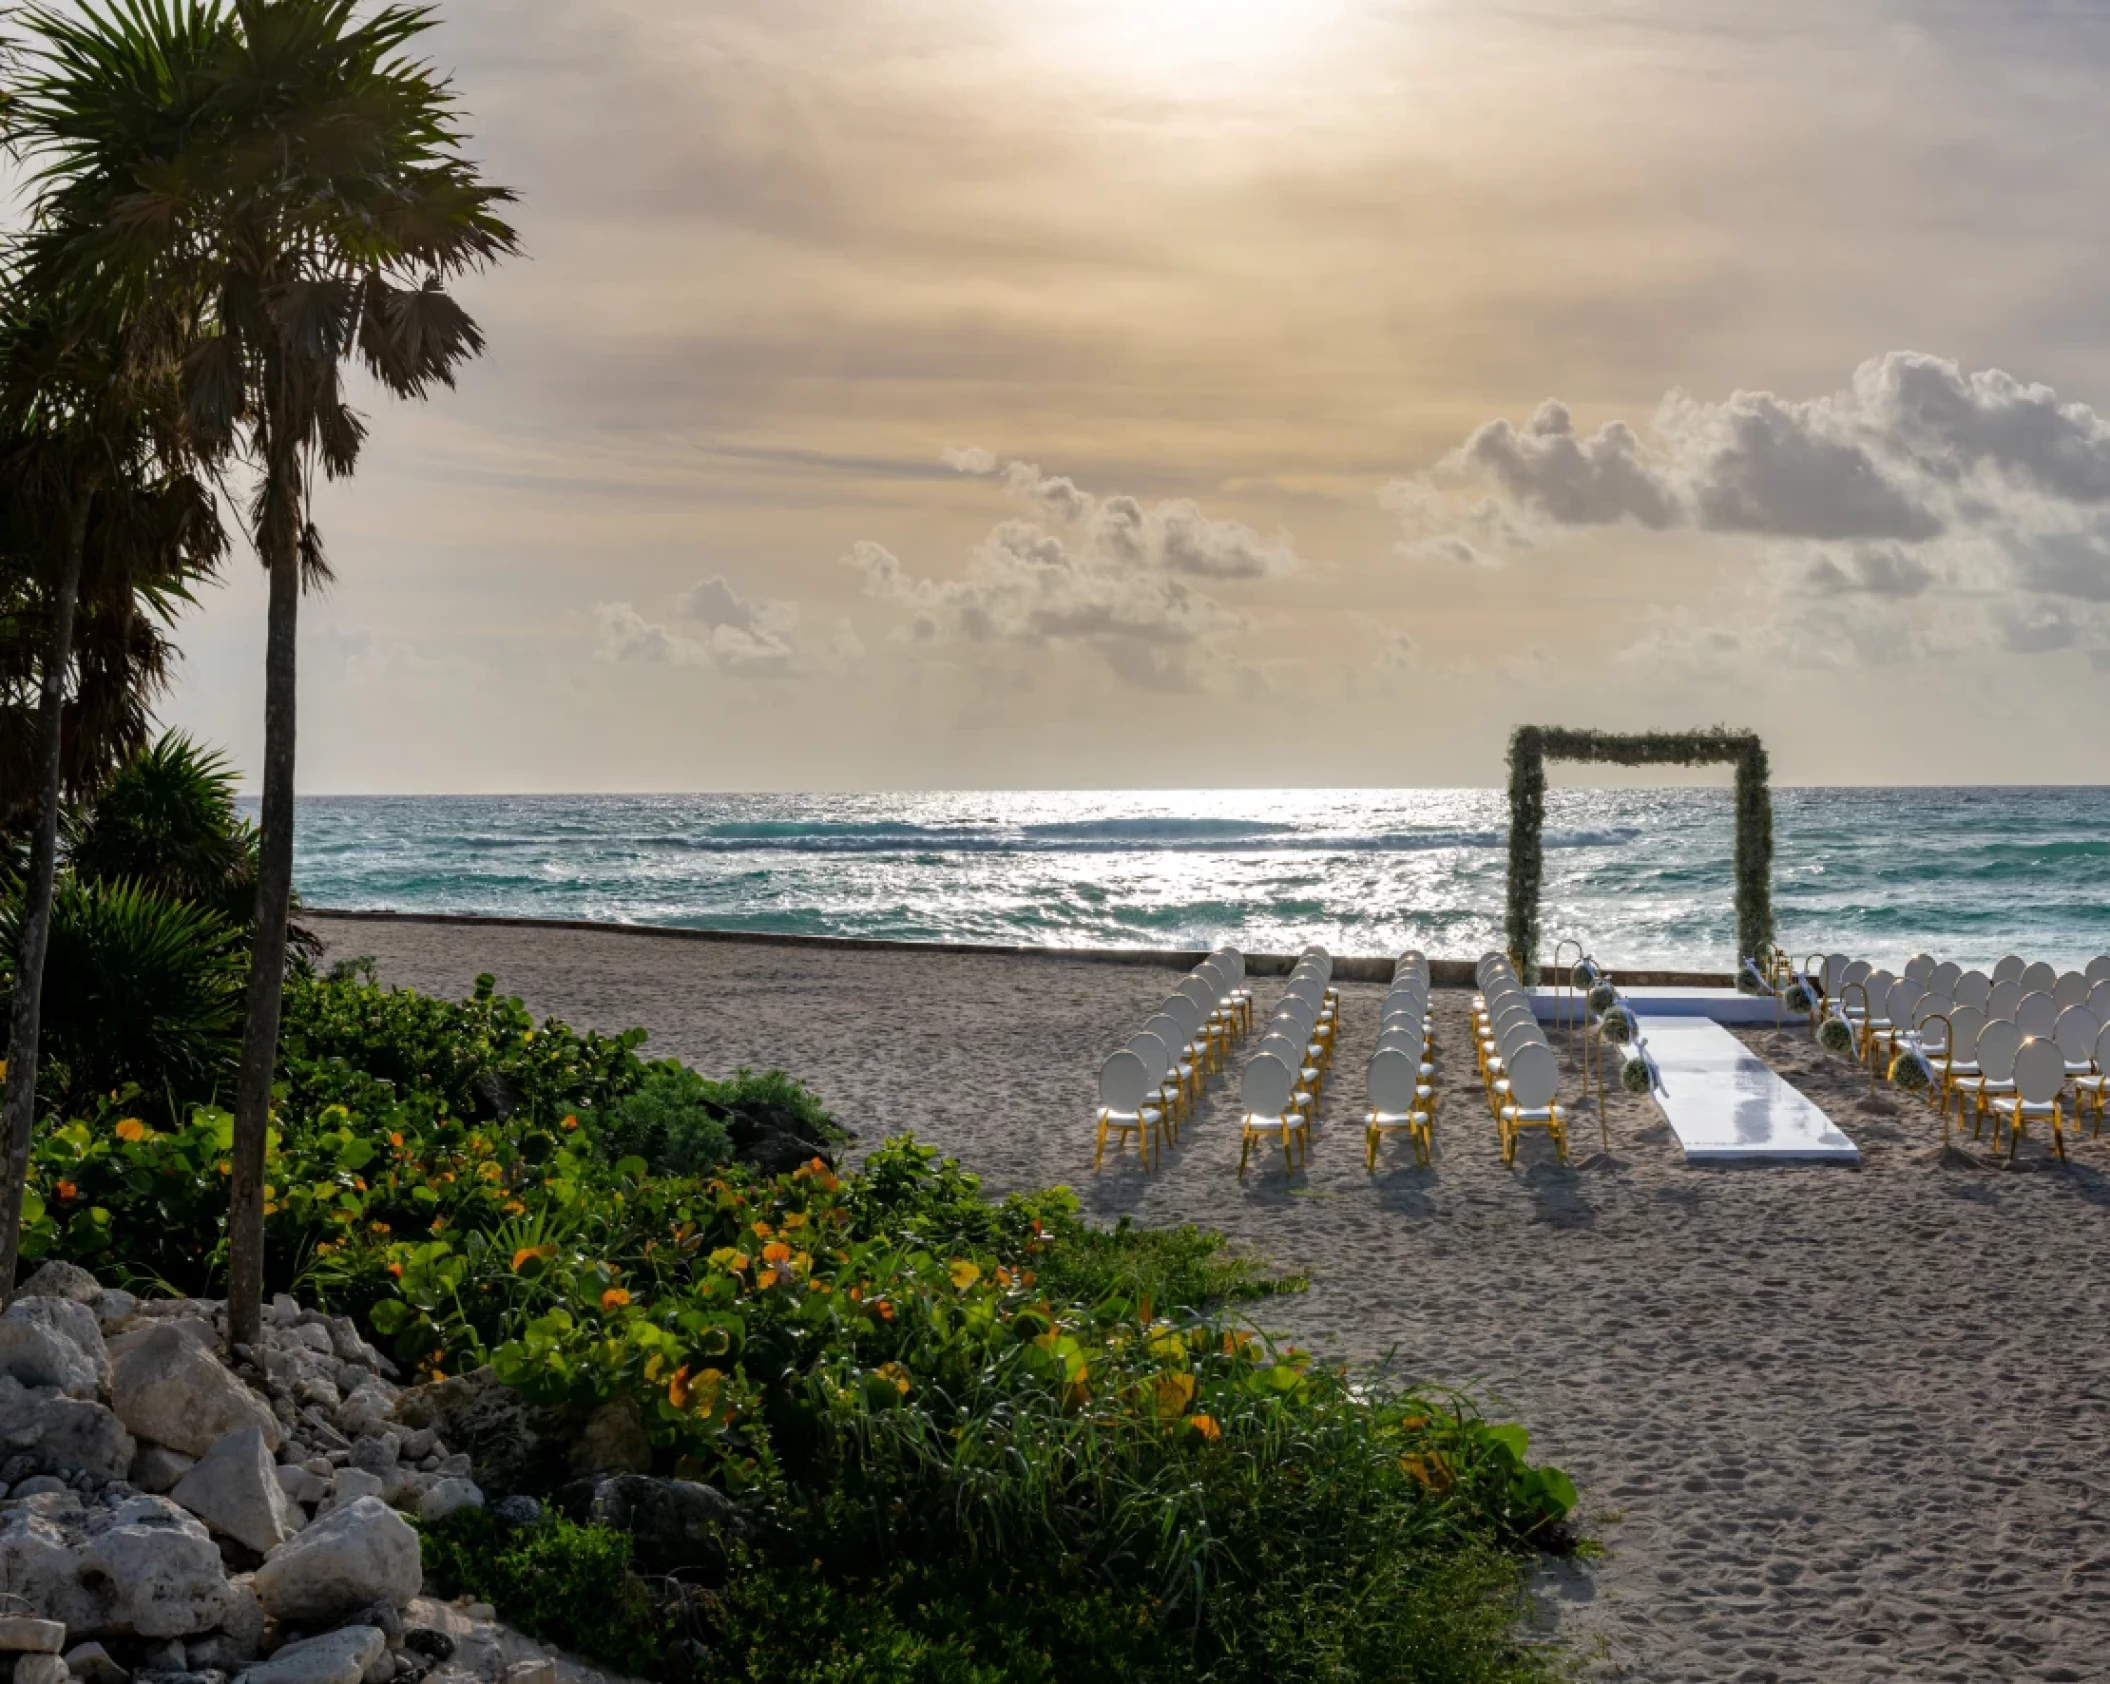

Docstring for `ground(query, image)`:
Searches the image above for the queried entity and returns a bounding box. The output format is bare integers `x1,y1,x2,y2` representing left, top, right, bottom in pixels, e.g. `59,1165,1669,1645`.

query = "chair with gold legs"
1965,1019,2022,1144
1497,1041,1569,1168
1238,1053,1308,1178
1092,1051,1165,1172
2073,1020,2110,1136
1990,1037,2068,1162
1365,1047,1433,1170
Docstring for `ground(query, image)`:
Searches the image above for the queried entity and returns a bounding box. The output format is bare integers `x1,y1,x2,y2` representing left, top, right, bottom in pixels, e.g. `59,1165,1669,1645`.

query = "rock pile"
0,1264,649,1684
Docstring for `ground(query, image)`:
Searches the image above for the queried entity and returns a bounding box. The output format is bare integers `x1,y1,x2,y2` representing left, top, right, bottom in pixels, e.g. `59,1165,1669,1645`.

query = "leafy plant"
1818,1015,1855,1056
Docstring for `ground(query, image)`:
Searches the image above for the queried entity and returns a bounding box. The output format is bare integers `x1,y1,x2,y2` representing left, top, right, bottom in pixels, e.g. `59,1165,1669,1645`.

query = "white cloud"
841,451,1296,687
594,575,805,674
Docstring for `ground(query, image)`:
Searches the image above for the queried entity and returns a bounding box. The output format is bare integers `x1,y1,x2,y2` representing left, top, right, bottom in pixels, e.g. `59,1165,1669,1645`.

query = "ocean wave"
526,823,1648,858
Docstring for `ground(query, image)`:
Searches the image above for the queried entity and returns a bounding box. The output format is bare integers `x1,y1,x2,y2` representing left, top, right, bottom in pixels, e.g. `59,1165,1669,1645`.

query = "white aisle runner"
1637,1015,1860,1164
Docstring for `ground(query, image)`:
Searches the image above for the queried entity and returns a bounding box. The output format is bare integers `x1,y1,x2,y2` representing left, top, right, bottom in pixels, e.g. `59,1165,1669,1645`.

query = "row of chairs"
1473,953,1573,1166
1364,951,1439,1168
1814,952,2110,1160
1093,950,1254,1171
1236,949,1341,1177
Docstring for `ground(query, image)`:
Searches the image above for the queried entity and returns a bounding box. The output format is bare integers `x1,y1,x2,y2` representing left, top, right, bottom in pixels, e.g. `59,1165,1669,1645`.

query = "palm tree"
9,0,516,1346
0,293,220,1299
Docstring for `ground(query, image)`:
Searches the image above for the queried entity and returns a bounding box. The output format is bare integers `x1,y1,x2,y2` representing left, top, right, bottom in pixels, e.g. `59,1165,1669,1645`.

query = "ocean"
281,787,2110,973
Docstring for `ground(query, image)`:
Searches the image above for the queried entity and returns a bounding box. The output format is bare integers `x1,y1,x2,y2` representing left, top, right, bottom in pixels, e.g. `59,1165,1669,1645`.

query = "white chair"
1986,979,2024,1023
1991,1038,2068,1161
2055,1005,2100,1082
2019,960,2057,997
2089,980,2110,1023
2016,991,2058,1041
1145,1011,1198,1109
1904,953,1936,984
1940,1007,1986,1130
2052,971,2089,1012
1364,1047,1433,1169
2087,954,2110,987
1967,1019,2022,1144
1497,1040,1568,1166
2074,1021,2110,1134
1128,1031,1181,1131
1991,954,2025,987
1954,970,1992,1012
1929,961,1962,998
1093,1051,1164,1171
1238,1053,1307,1177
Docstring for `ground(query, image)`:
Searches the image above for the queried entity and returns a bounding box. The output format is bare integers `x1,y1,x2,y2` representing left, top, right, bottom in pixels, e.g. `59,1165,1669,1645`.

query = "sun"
1030,0,1344,91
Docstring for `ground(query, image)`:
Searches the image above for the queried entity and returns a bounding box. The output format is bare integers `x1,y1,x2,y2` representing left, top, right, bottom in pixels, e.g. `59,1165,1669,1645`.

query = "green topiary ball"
1783,983,1816,1015
1818,1015,1854,1056
1586,982,1618,1017
1599,1008,1634,1046
1889,1050,1933,1092
1621,1055,1652,1095
1571,962,1597,991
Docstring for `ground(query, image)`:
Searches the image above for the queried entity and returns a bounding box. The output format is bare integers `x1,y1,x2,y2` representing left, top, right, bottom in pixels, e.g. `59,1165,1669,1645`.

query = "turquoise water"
283,787,2110,972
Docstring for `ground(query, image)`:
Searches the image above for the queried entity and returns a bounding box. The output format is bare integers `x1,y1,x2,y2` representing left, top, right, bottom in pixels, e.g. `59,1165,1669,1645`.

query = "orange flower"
600,1288,631,1311
388,1262,404,1278
562,1114,579,1131
1186,1414,1222,1442
512,1245,554,1272
751,1220,773,1239
114,1117,149,1144
948,1259,981,1291
762,1241,792,1263
667,1364,692,1409
875,1361,912,1396
873,1299,895,1321
55,1181,77,1201
390,1132,405,1148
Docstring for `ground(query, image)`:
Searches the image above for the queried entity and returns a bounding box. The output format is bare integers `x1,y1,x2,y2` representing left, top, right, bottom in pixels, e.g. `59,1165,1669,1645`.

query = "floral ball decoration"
1620,1054,1653,1095
1571,961,1598,991
1818,1015,1855,1056
1586,982,1619,1018
1782,982,1816,1015
1599,1006,1636,1046
1889,1049,1934,1093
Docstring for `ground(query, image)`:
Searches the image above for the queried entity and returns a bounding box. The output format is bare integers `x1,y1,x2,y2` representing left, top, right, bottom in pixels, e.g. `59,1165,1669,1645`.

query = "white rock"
15,1651,69,1684
269,1295,302,1328
84,1495,236,1638
15,1261,101,1303
94,1291,140,1337
7,1297,111,1391
170,1428,303,1554
109,1325,281,1459
0,1375,137,1481
255,1497,420,1624
505,1662,557,1684
0,1615,66,1652
0,1316,101,1400
293,1324,335,1357
275,1463,330,1506
236,1625,385,1684
131,1445,197,1495
418,1478,483,1525
0,1499,103,1631
328,1467,385,1510
63,1641,129,1684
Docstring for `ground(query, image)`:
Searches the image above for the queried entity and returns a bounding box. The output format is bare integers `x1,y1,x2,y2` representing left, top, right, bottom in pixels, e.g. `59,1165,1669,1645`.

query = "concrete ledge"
310,907,1739,991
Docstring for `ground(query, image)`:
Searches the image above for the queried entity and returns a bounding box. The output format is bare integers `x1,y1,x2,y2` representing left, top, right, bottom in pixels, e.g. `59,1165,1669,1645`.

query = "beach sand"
315,915,2110,1684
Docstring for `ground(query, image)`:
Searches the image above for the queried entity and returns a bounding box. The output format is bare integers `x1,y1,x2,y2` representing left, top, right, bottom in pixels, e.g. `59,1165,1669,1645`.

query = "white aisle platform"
1635,1015,1859,1165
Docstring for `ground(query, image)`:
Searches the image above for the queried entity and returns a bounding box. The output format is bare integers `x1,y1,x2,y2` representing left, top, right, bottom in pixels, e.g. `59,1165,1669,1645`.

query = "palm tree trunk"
226,461,301,1355
0,490,94,1303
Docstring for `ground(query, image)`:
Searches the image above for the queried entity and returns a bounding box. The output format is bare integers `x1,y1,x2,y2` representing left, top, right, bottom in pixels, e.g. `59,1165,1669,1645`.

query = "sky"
130,0,2110,790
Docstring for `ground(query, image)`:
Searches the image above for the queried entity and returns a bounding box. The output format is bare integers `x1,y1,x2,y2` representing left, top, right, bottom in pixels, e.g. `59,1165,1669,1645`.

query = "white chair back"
2013,1038,2064,1106
2090,980,2110,1022
1930,961,1961,996
1991,954,2025,986
1904,953,1936,984
1506,1042,1559,1110
1243,1054,1294,1117
2017,992,2058,1040
1976,1019,2022,1082
2055,1005,2100,1061
1100,1051,1150,1112
2087,954,2110,986
1128,1031,1169,1082
1145,1013,1188,1059
2018,960,2056,996
1955,970,1992,1010
2053,971,2090,1012
1367,1050,1420,1113
1948,1007,1985,1062
1986,980,2023,1023
1886,979,1923,1026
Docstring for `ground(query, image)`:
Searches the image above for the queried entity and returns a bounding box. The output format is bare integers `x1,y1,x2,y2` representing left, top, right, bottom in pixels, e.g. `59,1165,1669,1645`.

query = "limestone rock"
234,1626,385,1684
15,1261,102,1303
254,1498,419,1624
7,1297,112,1394
0,1375,137,1481
65,1642,131,1684
392,1371,562,1495
110,1327,281,1459
15,1651,70,1684
84,1494,236,1638
0,1496,104,1631
132,1446,197,1496
328,1469,384,1510
567,1401,648,1478
274,1464,329,1507
0,1316,101,1401
418,1479,482,1526
170,1430,303,1554
96,1292,141,1337
0,1615,66,1652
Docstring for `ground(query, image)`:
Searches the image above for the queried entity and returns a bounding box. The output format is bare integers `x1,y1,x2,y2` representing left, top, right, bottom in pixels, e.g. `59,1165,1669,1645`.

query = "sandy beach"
315,914,2110,1684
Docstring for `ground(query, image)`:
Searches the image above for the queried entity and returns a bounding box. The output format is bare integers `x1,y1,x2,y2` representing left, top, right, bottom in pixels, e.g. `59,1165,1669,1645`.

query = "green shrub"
585,1062,735,1177
3,877,242,1112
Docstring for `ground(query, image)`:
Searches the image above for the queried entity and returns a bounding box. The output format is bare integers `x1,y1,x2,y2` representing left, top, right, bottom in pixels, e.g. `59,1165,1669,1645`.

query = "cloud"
594,575,805,674
839,452,1296,687
1387,351,2110,668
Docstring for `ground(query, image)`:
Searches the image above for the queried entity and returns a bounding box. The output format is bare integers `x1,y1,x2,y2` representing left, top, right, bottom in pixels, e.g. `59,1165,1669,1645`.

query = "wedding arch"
1505,726,1775,976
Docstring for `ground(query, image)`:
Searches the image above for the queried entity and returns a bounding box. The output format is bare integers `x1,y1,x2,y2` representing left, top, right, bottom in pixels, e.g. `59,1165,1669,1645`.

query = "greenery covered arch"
1506,726,1775,976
